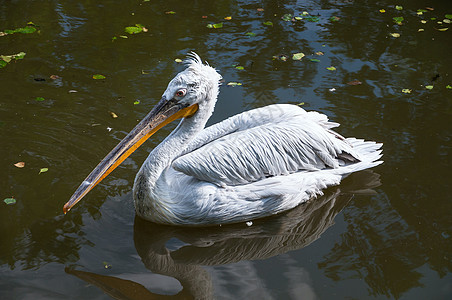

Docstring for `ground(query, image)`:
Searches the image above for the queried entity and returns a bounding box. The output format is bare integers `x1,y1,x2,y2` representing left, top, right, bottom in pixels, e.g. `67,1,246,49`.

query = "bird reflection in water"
66,171,380,299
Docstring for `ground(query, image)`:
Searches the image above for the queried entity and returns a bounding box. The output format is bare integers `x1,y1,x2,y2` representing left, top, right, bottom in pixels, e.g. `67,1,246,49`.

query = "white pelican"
63,53,383,226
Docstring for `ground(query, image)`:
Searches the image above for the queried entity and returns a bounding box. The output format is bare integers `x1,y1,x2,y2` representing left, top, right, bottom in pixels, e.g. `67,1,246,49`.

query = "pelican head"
63,53,221,214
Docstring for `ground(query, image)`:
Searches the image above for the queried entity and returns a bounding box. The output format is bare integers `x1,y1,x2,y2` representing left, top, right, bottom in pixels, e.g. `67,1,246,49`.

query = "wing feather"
172,104,359,186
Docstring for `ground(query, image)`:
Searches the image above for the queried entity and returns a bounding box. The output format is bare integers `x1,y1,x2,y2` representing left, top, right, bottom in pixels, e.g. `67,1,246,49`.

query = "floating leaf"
2,25,37,35
14,162,25,168
245,32,256,37
257,8,264,12
227,82,242,87
103,262,112,269
39,168,48,174
297,102,305,106
165,11,176,14
315,51,324,56
418,28,424,32
402,89,412,93
110,112,118,118
0,52,26,68
174,58,183,63
389,32,401,37
3,198,16,205
379,9,386,13
330,16,340,22
445,14,452,19
235,65,244,70
292,52,305,60
435,27,448,31
304,16,320,22
133,100,140,105
310,58,320,62
326,66,336,71
421,20,427,24
50,75,60,80
93,74,106,79
395,5,403,10
281,14,292,21
347,80,362,85
35,97,45,101
124,24,146,34
393,16,404,25
207,22,223,29
273,55,288,62
263,21,273,26
224,16,232,20
444,19,451,24
425,85,434,90
446,85,452,89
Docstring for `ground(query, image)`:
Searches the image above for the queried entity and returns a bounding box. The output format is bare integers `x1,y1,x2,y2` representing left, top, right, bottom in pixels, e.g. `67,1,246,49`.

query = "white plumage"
129,53,383,225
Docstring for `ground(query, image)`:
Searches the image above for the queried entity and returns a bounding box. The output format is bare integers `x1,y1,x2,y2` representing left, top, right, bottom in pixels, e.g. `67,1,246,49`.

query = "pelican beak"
63,98,198,214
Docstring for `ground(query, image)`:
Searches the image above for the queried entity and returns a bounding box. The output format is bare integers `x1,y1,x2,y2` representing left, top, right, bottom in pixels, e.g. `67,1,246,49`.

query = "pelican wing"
172,104,360,186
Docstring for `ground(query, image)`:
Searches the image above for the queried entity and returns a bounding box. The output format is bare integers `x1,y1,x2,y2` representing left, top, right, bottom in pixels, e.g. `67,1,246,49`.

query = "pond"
1,0,451,299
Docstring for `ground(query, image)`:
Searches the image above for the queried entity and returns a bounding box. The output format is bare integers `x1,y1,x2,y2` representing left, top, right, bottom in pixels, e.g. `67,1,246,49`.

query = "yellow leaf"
110,112,118,118
224,16,232,20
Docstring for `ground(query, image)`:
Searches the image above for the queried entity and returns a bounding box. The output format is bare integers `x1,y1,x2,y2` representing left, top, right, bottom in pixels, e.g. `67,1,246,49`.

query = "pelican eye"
175,89,187,98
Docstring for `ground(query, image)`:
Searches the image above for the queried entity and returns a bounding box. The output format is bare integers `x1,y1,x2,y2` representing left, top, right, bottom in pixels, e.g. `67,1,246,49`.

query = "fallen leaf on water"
124,24,146,34
330,16,340,22
292,52,305,60
389,33,401,37
3,198,16,205
235,65,244,70
402,89,412,93
202,15,208,19
435,27,448,31
257,8,264,12
35,97,45,101
165,11,176,14
103,262,112,269
426,7,434,11
281,14,292,21
395,5,403,10
393,16,404,25
69,90,77,93
93,74,106,79
425,85,434,90
304,16,320,22
347,80,362,85
224,16,232,20
50,75,60,80
421,20,427,24
110,112,118,118
379,9,386,13
294,16,303,21
445,14,452,19
297,102,305,106
310,58,320,62
263,21,273,26
227,82,242,87
245,32,256,37
207,22,223,29
444,19,451,24
134,100,140,105
315,51,324,56
39,168,48,174
326,66,336,71
14,162,25,168
418,28,424,32
446,85,452,89
174,58,183,63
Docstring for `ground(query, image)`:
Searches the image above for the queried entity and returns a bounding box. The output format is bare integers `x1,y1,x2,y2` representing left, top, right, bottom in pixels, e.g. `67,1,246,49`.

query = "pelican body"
63,53,383,226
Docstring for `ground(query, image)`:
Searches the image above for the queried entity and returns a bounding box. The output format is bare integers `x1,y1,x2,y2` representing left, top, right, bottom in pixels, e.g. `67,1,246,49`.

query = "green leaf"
393,16,404,25
304,16,320,22
235,65,244,70
35,97,45,101
425,85,433,90
281,14,292,21
294,16,303,20
326,66,336,71
417,9,427,13
39,167,48,174
446,85,452,89
402,89,412,94
92,74,106,79
0,60,7,68
245,32,256,37
15,26,37,34
213,22,223,28
330,16,340,22
174,58,183,63
445,14,452,19
263,21,273,26
3,198,16,205
292,52,305,60
133,100,140,105
395,5,403,10
125,26,143,34
310,58,320,62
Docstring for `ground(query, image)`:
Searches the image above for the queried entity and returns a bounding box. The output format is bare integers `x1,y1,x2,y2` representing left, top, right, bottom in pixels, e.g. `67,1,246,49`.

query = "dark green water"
1,0,451,299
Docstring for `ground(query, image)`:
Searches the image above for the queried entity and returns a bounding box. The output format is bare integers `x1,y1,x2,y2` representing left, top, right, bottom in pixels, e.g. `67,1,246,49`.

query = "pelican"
63,53,383,226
